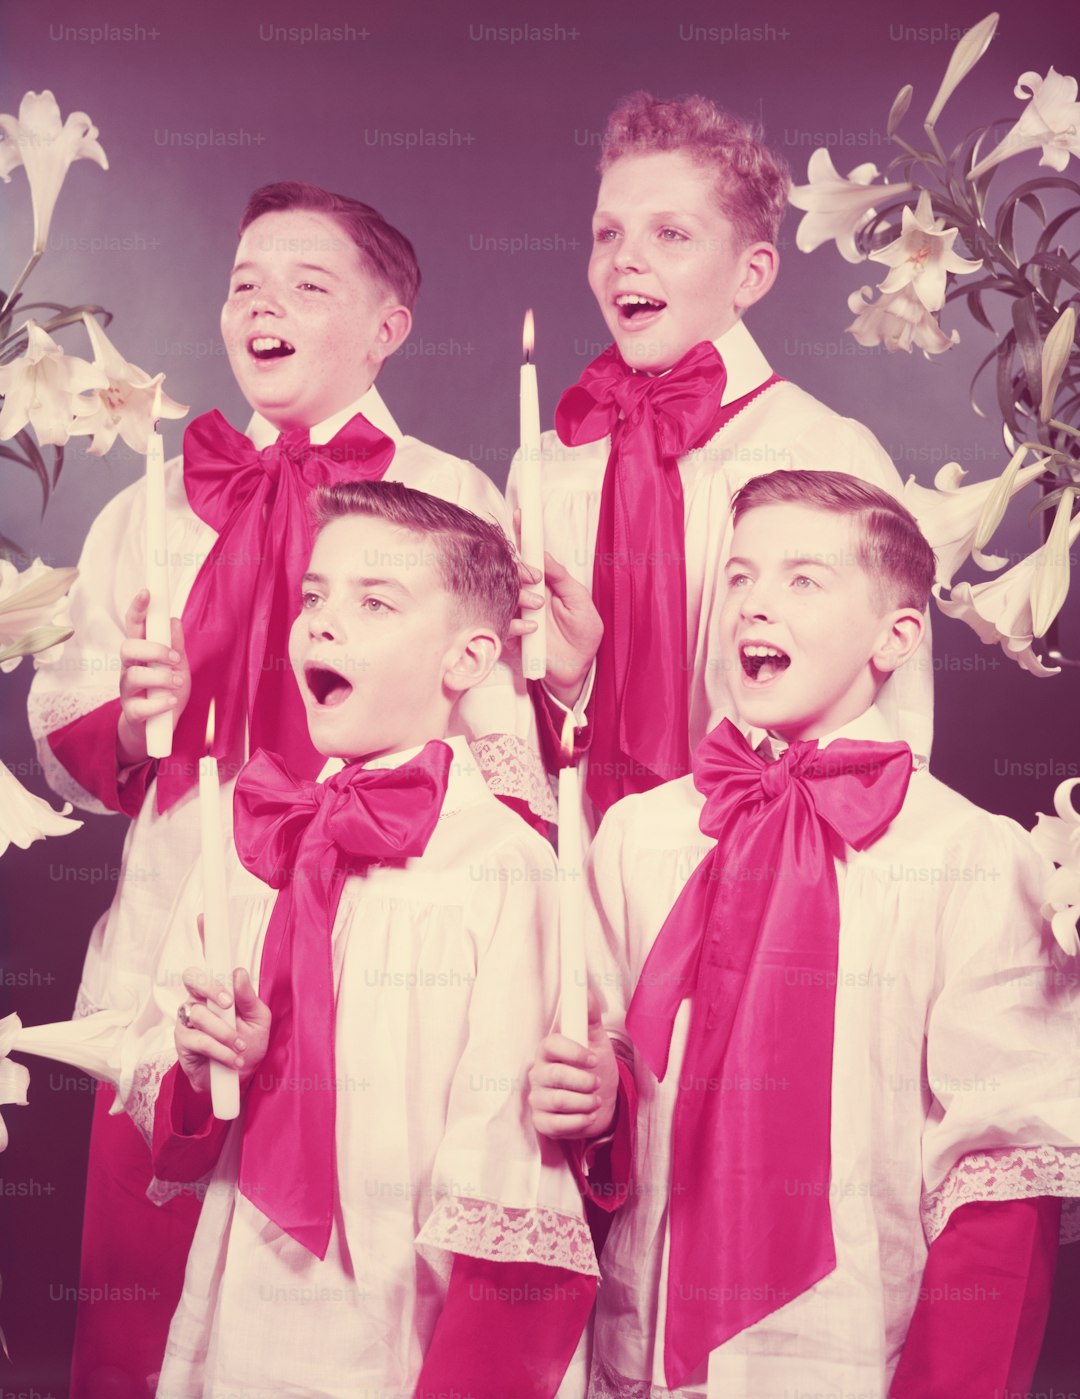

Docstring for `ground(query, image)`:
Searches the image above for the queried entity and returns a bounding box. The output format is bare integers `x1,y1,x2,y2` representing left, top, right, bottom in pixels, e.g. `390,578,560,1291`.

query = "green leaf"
1036,208,1080,257
1011,298,1044,406
1017,192,1047,225
1023,253,1080,295
969,342,1000,416
52,443,65,491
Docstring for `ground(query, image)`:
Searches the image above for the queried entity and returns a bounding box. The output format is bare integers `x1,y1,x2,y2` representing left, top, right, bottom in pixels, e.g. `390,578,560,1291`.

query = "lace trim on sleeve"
471,733,557,822
27,686,118,814
415,1195,599,1279
126,1050,177,1148
922,1144,1080,1245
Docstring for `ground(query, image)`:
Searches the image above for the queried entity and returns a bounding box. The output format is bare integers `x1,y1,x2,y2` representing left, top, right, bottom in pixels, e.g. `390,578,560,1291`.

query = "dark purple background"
2,0,1077,1391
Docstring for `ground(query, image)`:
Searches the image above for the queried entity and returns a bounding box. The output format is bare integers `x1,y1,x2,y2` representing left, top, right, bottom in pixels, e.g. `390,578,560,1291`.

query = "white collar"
710,319,774,405
243,384,403,449
315,734,488,818
738,702,897,756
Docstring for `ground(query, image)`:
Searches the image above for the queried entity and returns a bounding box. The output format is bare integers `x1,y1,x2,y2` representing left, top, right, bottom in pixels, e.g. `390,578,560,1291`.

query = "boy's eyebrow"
301,571,415,599
229,261,341,280
724,555,839,574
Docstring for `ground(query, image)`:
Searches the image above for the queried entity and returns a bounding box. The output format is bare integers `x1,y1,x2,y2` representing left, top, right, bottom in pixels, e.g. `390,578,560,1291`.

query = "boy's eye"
593,227,619,243
791,575,818,590
298,282,327,293
231,281,255,294
301,591,323,610
362,597,391,613
658,227,688,242
726,572,751,588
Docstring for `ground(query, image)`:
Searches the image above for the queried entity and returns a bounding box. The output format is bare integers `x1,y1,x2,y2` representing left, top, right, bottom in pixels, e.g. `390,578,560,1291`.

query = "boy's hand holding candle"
528,988,618,1140
174,961,270,1096
117,592,190,768
509,531,604,709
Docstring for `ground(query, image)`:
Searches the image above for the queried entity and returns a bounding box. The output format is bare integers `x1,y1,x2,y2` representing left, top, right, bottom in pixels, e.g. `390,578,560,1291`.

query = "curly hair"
600,93,791,246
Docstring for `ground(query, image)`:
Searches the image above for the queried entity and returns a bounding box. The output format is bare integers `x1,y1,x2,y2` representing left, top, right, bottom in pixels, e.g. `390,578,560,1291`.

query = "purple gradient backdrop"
2,0,1077,1390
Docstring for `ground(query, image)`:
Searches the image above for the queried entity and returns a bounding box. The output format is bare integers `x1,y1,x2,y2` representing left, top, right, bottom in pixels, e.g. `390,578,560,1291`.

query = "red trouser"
70,1085,201,1399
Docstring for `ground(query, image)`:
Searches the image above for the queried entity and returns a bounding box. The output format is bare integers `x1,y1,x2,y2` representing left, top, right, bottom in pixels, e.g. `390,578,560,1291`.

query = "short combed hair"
311,481,519,640
731,470,936,611
239,181,421,309
600,92,790,247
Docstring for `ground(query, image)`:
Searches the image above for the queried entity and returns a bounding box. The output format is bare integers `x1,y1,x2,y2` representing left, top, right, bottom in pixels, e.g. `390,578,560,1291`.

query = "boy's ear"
371,303,413,365
443,623,502,696
872,606,925,675
734,241,779,314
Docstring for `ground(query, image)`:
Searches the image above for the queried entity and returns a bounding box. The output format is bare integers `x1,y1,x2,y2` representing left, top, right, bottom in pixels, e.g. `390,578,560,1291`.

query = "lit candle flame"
151,377,163,427
522,308,535,364
560,709,575,765
204,698,216,752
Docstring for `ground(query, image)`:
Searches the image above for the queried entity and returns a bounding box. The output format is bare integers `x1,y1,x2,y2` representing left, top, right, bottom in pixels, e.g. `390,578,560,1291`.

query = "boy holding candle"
27,181,549,1398
129,480,598,1399
511,93,933,819
532,470,1080,1397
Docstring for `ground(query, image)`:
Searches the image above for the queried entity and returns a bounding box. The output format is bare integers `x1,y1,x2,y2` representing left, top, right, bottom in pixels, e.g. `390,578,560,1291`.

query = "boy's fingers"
121,662,184,694
177,1004,243,1052
178,1028,244,1070
533,1110,598,1139
170,615,186,657
232,968,269,1024
531,1061,598,1094
182,963,232,1007
538,1032,593,1067
123,590,150,638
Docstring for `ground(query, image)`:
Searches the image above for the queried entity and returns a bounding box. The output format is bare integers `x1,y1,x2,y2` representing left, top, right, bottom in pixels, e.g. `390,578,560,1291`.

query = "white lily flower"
902,457,1049,588
789,149,912,263
934,507,1080,675
0,556,78,671
969,68,1080,179
1030,489,1077,637
0,1014,30,1152
71,315,188,456
869,191,982,312
0,760,82,858
1030,779,1080,955
0,1004,134,1152
847,282,958,356
973,445,1054,555
0,90,108,254
0,320,108,446
1040,306,1076,424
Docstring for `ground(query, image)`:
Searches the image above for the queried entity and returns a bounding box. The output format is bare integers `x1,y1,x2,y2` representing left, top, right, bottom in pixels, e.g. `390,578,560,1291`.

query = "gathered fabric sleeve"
920,813,1080,1242
118,838,273,1198
414,830,598,1281
27,455,208,814
889,1195,1061,1398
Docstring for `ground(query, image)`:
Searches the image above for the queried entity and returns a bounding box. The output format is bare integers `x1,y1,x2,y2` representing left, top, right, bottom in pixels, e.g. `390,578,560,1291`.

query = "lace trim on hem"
27,688,118,815
415,1195,599,1279
471,733,557,822
923,1144,1080,1244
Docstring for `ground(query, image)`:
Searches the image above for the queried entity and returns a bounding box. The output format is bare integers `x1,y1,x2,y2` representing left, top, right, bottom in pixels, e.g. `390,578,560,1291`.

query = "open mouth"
740,643,791,684
304,662,353,707
249,335,296,361
615,292,666,323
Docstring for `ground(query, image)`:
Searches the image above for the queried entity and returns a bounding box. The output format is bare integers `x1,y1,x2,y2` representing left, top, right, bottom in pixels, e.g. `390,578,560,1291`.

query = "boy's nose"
613,236,648,274
251,286,285,315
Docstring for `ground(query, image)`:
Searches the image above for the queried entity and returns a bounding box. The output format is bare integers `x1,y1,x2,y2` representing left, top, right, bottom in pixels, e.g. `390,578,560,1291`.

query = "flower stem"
0,252,43,322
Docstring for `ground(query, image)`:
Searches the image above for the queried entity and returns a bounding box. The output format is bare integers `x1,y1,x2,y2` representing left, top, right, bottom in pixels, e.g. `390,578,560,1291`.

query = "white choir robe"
506,321,934,828
28,386,551,1025
119,736,595,1399
583,706,1080,1399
